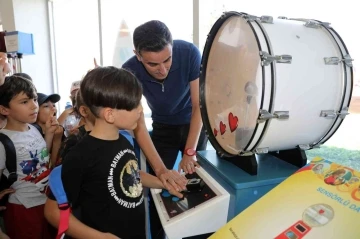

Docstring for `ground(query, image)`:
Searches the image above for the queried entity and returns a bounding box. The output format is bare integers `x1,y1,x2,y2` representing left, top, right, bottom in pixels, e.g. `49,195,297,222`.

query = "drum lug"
240,151,254,156
255,147,269,154
243,14,274,23
324,54,353,67
259,16,273,24
298,144,311,150
320,110,337,119
260,51,292,66
258,110,290,123
320,107,349,119
304,20,331,29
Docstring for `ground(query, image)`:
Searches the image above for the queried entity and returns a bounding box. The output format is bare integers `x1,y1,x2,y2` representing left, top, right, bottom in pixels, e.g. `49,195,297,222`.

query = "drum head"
200,12,263,156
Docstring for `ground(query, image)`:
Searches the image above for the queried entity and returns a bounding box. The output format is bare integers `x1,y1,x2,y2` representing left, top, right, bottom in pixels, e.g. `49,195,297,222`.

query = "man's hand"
179,155,200,174
157,169,187,193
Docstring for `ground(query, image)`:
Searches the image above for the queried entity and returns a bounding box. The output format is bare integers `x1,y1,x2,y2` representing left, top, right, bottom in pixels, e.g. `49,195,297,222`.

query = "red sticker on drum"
220,121,226,135
214,128,218,137
228,112,238,133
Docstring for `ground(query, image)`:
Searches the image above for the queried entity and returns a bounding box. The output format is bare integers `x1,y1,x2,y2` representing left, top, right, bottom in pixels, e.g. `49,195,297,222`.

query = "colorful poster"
210,157,360,239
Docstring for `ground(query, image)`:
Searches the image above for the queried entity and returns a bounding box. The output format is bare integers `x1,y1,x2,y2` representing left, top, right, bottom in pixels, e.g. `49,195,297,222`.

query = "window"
100,0,193,119
50,0,358,170
199,0,360,170
51,0,101,110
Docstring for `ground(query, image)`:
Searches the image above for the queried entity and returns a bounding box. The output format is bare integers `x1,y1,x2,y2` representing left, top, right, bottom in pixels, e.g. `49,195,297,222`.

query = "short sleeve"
189,44,201,82
0,142,5,170
61,150,84,207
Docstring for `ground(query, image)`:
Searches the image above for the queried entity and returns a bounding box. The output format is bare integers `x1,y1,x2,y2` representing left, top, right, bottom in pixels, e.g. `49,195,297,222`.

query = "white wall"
0,0,53,94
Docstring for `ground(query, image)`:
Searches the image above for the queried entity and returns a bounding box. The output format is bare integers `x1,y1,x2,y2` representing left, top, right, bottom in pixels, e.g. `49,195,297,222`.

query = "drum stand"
219,148,307,176
218,152,258,175
269,148,308,168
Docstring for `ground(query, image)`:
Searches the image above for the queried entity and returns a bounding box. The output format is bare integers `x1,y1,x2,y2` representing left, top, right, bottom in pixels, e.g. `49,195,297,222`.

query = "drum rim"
311,20,354,147
200,11,242,157
245,19,276,152
199,11,274,156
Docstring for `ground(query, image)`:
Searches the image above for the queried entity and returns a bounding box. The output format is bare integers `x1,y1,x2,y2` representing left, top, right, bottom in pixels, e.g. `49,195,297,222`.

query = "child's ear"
103,108,115,124
0,105,10,116
79,106,87,118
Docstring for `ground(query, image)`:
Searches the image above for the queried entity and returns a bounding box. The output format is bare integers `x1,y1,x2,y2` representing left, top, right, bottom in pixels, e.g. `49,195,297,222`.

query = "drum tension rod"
258,110,290,123
260,51,292,66
324,54,353,67
242,14,274,24
304,20,331,29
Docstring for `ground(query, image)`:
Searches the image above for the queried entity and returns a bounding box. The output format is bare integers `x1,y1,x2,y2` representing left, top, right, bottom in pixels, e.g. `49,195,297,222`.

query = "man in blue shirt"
123,20,208,239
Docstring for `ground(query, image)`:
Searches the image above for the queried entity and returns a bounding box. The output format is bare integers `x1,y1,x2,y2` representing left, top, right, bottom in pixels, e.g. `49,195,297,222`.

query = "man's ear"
0,105,10,116
134,50,141,61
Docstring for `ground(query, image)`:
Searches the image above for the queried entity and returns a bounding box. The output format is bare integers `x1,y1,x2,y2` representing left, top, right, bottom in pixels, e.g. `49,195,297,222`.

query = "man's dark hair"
0,75,37,107
80,66,143,117
133,20,173,54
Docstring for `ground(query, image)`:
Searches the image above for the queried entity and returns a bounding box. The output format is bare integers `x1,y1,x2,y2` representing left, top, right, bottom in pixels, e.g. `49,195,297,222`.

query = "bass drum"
200,11,353,157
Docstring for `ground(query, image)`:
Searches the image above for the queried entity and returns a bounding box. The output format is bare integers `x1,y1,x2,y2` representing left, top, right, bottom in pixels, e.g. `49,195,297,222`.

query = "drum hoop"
311,21,354,147
245,20,276,152
200,12,276,156
199,12,241,157
200,11,243,157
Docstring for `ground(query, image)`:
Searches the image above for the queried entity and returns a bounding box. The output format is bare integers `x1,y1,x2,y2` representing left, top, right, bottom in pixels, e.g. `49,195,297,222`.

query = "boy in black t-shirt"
44,67,183,239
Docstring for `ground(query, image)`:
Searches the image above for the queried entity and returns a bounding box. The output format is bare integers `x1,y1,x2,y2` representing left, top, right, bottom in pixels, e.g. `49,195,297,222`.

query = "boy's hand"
167,186,184,199
68,126,80,136
53,126,64,141
158,169,187,192
0,52,11,86
0,229,10,239
45,109,59,134
94,58,99,68
0,188,15,200
102,232,120,239
0,188,15,210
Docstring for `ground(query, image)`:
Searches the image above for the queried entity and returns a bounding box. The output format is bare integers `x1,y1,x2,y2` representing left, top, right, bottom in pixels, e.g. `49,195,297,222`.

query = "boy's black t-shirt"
61,134,146,239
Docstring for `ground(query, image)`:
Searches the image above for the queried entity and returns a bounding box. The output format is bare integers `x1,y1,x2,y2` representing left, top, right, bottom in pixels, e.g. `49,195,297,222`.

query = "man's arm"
44,198,118,239
179,78,203,174
133,113,187,191
133,113,165,176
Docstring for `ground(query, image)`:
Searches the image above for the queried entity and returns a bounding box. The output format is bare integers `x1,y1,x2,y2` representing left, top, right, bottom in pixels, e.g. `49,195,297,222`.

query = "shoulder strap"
49,165,71,239
31,123,43,135
0,133,17,183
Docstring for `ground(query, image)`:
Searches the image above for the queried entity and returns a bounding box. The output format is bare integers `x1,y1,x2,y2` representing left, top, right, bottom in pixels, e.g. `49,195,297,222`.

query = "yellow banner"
210,157,360,239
